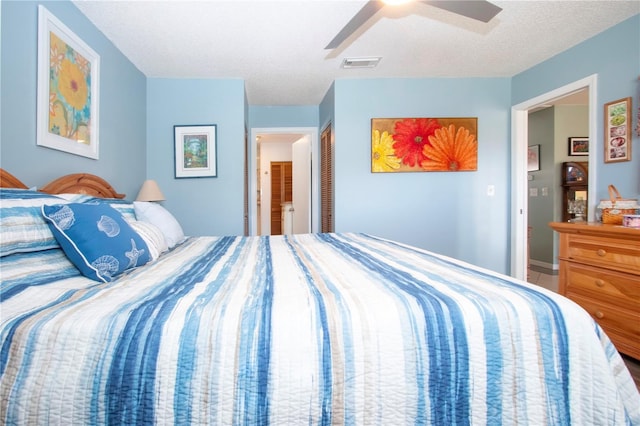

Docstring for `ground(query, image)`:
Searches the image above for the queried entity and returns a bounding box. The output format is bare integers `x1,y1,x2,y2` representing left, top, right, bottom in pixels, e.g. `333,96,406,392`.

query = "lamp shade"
136,180,165,202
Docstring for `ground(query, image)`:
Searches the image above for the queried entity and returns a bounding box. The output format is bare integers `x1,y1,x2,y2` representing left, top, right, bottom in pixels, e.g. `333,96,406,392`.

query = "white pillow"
129,220,168,261
133,202,185,249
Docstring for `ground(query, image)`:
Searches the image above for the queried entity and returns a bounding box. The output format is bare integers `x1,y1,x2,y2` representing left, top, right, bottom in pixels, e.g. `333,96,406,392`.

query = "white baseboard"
530,259,558,271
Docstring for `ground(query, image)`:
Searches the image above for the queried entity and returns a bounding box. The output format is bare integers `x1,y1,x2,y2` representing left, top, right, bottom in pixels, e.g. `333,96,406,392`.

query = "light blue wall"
146,78,246,236
0,0,147,198
319,82,335,134
513,14,640,203
333,78,511,273
248,105,319,128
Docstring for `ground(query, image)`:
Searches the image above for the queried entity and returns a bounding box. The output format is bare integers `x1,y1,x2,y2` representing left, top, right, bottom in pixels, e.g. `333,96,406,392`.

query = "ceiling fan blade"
325,1,385,49
422,0,502,23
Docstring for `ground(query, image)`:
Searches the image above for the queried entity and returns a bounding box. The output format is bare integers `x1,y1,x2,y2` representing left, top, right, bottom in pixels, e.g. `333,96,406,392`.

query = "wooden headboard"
0,168,126,199
0,169,29,189
40,174,126,199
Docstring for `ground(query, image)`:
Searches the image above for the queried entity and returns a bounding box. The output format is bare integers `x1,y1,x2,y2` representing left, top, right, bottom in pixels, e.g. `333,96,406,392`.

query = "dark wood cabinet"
561,161,588,222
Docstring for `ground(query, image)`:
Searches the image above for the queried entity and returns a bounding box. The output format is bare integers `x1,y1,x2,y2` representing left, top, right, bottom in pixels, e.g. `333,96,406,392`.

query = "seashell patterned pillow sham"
42,202,151,282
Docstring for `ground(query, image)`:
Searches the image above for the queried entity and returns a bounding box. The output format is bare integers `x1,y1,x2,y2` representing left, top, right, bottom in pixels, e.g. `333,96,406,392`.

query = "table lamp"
136,180,165,202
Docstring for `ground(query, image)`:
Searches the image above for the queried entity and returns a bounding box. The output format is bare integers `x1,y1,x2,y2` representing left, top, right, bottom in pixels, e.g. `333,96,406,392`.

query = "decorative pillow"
42,202,151,282
129,220,168,261
0,189,69,257
133,202,185,249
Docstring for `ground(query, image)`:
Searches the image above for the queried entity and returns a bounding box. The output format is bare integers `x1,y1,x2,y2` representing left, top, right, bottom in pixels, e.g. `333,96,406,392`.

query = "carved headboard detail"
0,169,125,199
39,173,126,199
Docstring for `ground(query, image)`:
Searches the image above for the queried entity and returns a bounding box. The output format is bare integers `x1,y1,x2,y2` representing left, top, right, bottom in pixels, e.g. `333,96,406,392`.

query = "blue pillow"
42,202,151,282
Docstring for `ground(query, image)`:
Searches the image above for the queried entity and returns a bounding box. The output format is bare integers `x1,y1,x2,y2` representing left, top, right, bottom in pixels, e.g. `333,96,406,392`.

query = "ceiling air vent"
341,57,381,69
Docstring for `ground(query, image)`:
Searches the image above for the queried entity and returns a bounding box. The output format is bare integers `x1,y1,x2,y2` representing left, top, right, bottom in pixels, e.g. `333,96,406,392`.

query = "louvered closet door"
270,161,292,235
320,124,334,233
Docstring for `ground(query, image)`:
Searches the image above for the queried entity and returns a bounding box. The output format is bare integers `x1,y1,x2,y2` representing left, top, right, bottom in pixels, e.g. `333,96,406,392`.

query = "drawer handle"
596,249,607,257
595,311,605,319
595,279,605,287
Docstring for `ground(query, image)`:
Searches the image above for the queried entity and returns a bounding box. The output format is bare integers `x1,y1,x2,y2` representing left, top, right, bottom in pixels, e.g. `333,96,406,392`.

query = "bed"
1,168,639,425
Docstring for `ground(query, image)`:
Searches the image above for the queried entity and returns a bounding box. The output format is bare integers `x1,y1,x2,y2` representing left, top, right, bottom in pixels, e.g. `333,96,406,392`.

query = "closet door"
320,124,334,233
270,161,292,235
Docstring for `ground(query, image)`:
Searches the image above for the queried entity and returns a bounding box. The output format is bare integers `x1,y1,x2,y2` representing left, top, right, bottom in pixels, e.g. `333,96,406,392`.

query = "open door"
292,136,311,233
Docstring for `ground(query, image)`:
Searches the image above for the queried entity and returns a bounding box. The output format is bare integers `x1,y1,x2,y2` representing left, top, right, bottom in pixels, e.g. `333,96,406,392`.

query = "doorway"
249,127,319,236
511,74,597,280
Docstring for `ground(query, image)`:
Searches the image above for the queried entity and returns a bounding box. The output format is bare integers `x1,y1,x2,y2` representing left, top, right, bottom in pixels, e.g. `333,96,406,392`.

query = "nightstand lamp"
136,180,165,202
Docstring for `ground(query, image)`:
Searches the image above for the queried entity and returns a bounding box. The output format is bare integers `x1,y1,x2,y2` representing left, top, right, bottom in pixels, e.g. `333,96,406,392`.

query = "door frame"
249,127,319,236
510,74,597,280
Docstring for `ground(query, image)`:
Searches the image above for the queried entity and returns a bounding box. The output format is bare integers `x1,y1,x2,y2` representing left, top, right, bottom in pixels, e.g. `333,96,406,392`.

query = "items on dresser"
596,184,638,225
550,222,640,360
624,214,640,229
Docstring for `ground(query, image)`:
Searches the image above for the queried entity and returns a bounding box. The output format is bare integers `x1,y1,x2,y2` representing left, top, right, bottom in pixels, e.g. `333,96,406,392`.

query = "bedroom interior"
1,168,639,423
1,0,640,424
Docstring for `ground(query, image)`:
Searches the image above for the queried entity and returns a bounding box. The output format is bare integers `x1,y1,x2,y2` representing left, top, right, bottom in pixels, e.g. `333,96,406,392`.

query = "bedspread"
1,233,639,425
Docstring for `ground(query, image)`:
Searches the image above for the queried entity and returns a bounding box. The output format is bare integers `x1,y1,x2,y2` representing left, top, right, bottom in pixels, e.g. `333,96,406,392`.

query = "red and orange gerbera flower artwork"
371,117,478,172
392,118,442,167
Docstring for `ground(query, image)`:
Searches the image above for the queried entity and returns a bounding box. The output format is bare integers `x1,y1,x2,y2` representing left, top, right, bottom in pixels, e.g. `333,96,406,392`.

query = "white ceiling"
71,0,639,106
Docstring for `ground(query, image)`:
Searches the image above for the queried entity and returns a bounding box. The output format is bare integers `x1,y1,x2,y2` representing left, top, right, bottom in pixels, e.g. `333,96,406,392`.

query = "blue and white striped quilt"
1,233,639,425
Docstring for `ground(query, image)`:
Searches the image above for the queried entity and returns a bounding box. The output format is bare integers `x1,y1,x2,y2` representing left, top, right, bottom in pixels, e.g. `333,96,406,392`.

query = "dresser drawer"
565,263,640,311
569,294,640,350
565,234,640,273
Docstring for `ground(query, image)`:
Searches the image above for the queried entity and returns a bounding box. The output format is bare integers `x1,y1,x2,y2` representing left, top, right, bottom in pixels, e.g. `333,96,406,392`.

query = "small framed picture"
568,137,589,156
603,97,632,163
527,145,540,172
174,124,217,178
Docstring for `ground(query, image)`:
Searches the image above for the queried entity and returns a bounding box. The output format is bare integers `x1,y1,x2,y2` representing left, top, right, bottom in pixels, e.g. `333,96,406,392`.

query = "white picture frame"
37,5,100,159
174,124,218,178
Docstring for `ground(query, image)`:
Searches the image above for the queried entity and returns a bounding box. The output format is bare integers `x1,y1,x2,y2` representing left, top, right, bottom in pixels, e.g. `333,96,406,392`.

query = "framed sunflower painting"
371,117,478,172
37,6,100,159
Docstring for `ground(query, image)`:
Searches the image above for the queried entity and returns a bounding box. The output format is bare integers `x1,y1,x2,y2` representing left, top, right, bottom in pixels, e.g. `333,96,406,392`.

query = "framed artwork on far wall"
174,124,217,178
36,5,100,159
568,137,589,156
603,97,632,163
527,145,540,172
370,117,478,173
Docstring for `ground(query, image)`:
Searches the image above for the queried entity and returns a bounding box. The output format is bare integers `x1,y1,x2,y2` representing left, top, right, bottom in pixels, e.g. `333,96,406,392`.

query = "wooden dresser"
549,222,640,360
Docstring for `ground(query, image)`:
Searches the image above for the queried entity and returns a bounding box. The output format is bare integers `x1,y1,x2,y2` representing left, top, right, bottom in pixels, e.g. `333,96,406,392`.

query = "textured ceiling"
71,0,639,106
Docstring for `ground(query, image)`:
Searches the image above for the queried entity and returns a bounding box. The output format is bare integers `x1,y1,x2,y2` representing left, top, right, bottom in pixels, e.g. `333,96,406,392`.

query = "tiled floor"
527,267,559,293
527,267,640,391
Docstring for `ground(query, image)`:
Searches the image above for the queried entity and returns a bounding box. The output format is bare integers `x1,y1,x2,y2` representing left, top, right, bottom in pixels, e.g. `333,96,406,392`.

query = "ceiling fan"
325,0,502,49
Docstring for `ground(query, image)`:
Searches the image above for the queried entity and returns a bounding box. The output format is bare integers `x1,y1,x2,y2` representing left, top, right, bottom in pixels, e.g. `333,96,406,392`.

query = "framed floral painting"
371,117,478,172
37,5,100,159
